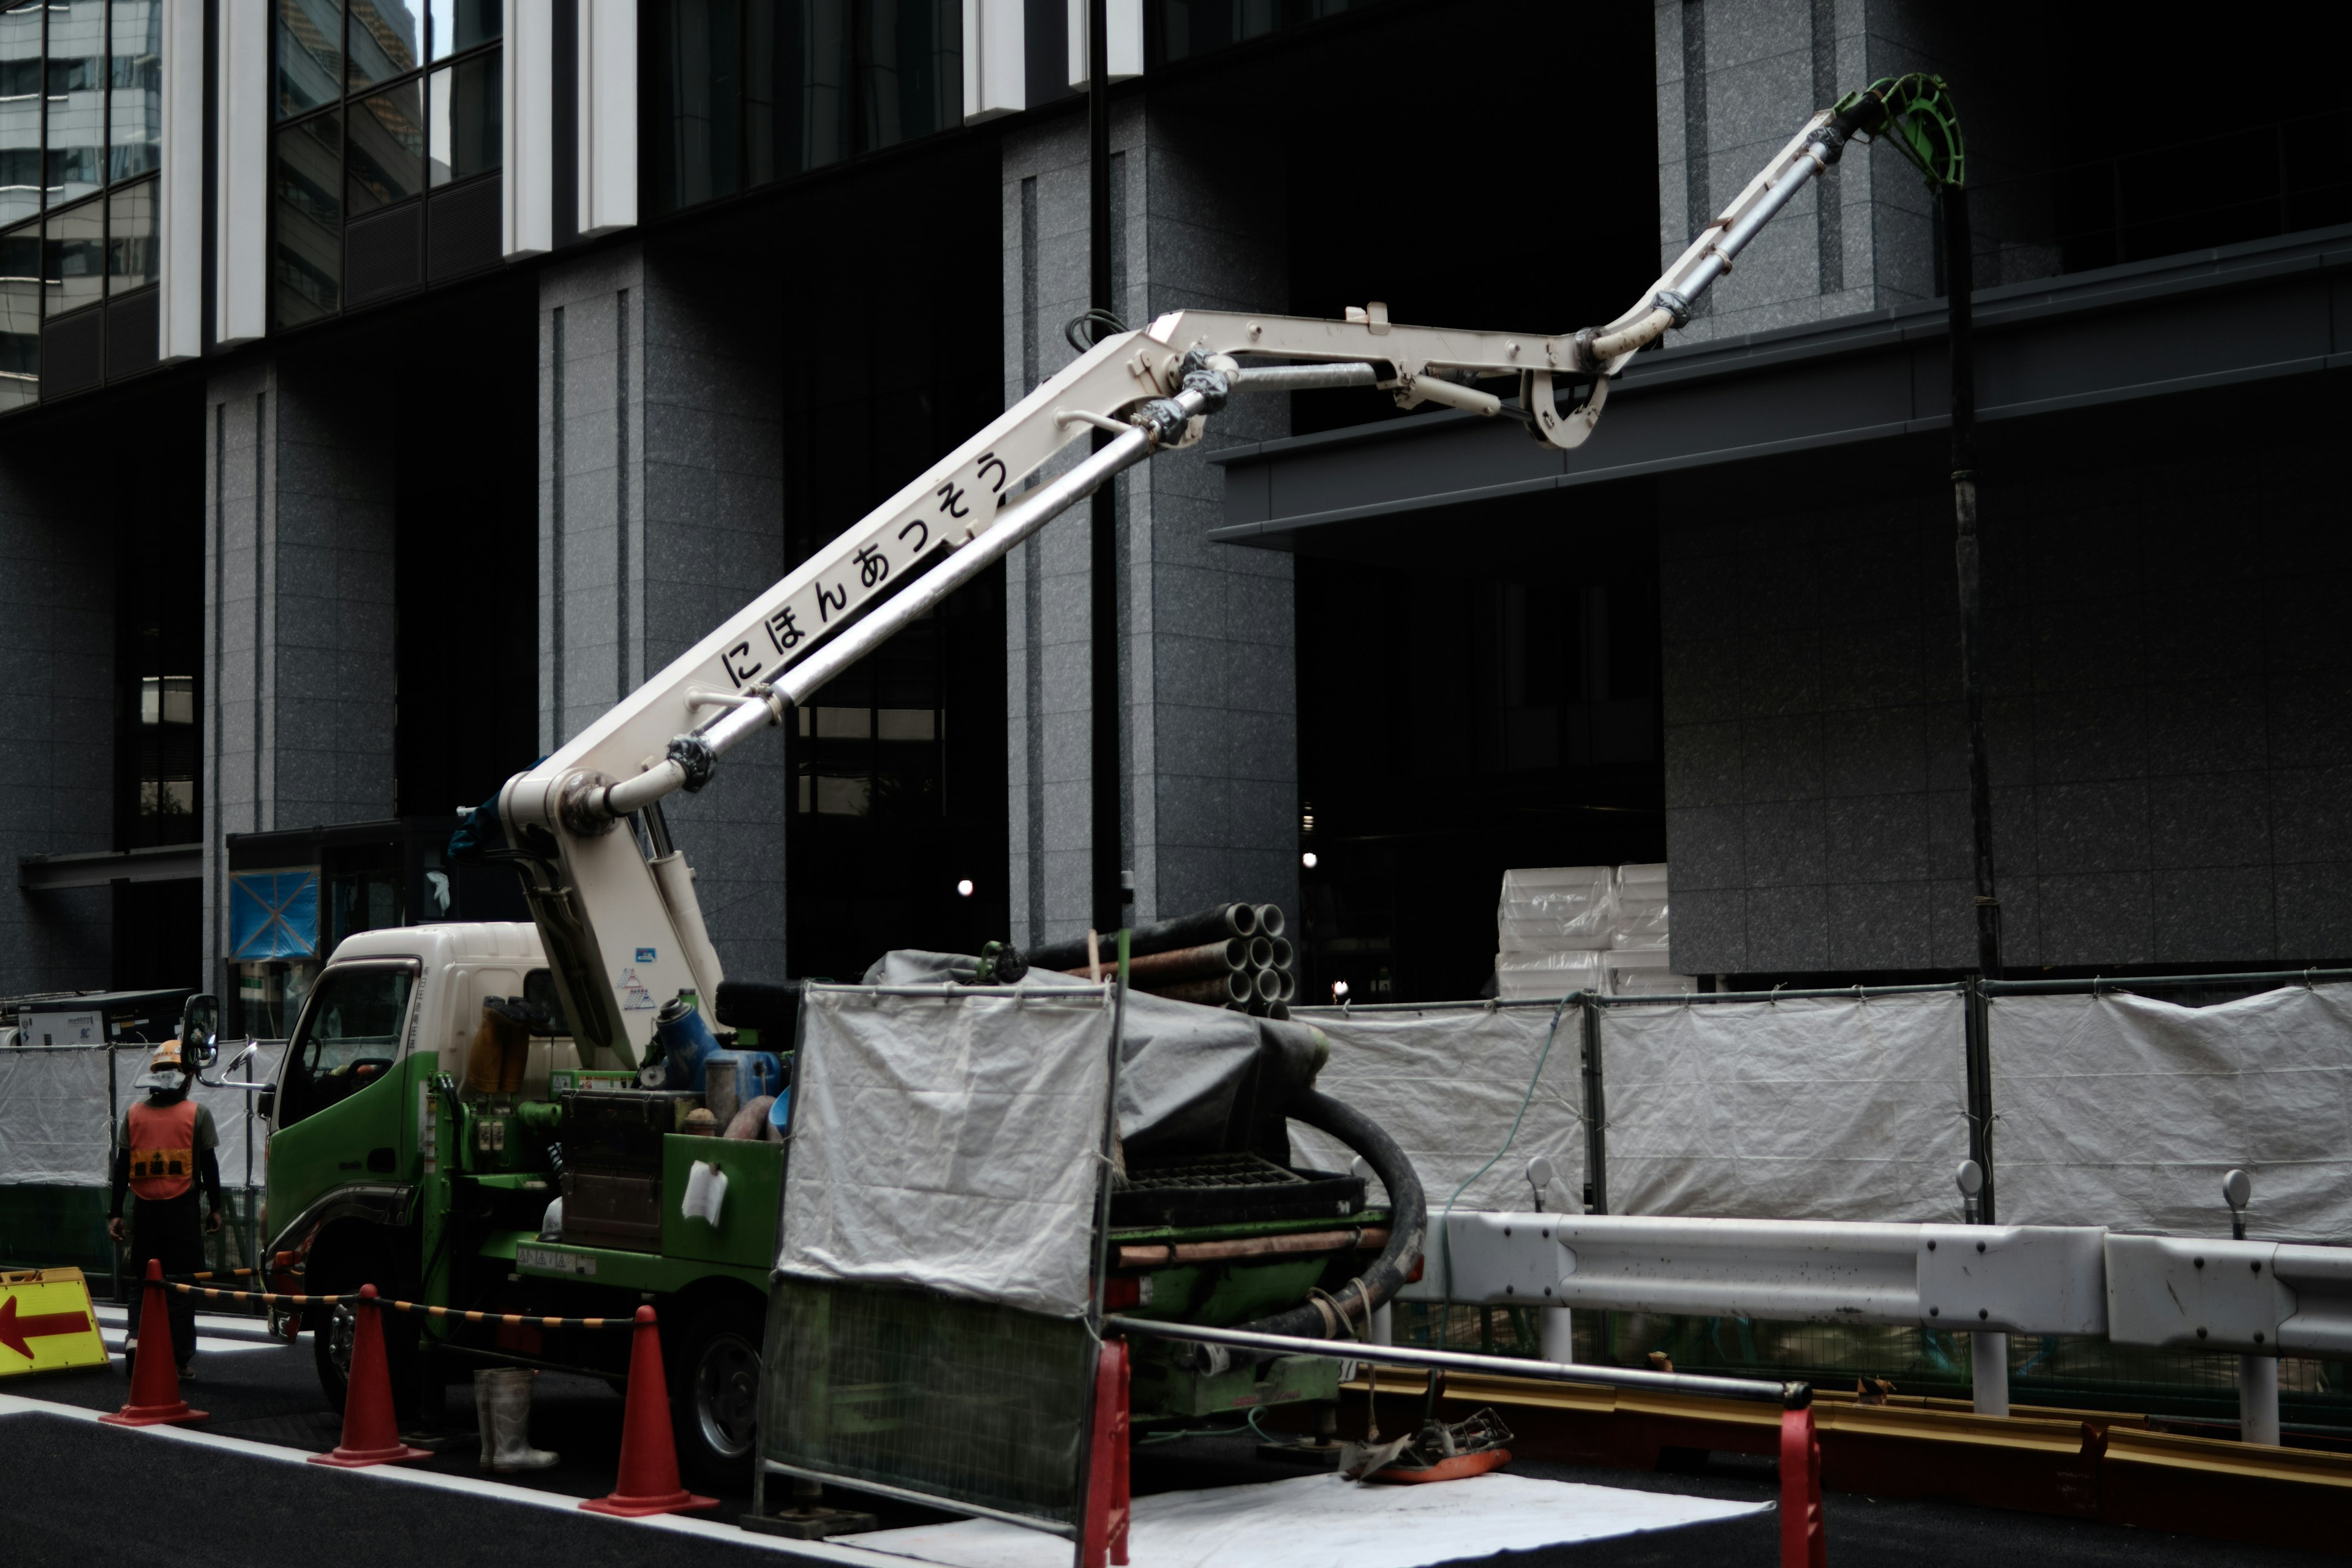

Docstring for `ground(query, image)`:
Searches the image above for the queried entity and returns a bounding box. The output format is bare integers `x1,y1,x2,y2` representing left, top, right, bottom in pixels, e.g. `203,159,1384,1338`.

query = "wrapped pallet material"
1497,865,1615,948
1605,947,1692,996
1495,949,1604,999
1607,864,1686,991
1494,867,1613,998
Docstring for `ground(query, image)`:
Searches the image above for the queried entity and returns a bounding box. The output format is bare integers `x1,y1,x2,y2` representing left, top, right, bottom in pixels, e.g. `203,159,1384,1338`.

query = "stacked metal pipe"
1025,902,1297,1019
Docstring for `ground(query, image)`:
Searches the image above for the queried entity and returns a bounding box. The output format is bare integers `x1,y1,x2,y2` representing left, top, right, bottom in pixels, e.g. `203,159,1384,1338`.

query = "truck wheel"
312,1273,418,1417
671,1298,763,1490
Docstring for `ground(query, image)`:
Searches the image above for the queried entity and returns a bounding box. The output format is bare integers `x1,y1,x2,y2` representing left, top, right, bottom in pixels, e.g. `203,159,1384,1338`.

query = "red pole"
1779,1398,1825,1567
1081,1338,1132,1568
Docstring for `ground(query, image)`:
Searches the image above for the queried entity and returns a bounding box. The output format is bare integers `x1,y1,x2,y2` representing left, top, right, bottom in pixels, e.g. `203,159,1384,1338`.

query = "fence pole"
1964,978,1996,1226
1580,997,1608,1216
106,1046,121,1302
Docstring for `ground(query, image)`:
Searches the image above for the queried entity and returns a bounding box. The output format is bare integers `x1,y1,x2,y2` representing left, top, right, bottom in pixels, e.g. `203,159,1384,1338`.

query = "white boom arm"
502,108,1854,1065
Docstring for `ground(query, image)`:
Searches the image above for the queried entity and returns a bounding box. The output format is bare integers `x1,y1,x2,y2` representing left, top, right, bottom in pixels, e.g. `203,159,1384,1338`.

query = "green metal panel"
1132,1351,1339,1419
263,1049,432,1244
0,1186,111,1275
511,1237,767,1293
660,1133,785,1268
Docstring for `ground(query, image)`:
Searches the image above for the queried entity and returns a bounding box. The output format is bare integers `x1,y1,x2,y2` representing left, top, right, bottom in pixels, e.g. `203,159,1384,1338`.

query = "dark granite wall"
1662,383,2352,977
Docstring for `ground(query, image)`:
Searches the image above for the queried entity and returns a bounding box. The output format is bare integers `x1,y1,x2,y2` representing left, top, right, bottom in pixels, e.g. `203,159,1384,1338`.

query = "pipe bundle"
1025,902,1297,1019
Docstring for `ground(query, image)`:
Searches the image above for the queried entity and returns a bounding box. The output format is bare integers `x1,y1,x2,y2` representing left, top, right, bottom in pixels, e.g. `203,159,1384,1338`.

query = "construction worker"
105,1039,225,1378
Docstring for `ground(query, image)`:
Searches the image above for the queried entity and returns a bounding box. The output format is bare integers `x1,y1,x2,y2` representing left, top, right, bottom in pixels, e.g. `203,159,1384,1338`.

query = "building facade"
6,0,2351,1020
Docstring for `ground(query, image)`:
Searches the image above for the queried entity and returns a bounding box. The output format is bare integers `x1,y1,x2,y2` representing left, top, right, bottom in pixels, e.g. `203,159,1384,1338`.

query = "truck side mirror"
182,993,221,1050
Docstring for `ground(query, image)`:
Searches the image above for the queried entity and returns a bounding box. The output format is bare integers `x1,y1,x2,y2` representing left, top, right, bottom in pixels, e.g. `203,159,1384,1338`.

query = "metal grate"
1121,1152,1305,1191
763,1276,1095,1530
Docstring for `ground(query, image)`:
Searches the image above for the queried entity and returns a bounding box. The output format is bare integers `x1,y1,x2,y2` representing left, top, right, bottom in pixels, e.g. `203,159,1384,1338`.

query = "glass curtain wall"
645,0,958,219
272,0,502,331
1150,0,1376,64
0,1,160,412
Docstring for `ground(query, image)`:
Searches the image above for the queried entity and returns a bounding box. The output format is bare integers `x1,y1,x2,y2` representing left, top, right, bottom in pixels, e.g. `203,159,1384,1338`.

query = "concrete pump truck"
232,77,1964,1488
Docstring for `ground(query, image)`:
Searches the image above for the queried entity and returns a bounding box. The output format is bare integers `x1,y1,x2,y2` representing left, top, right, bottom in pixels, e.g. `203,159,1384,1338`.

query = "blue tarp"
228,870,319,960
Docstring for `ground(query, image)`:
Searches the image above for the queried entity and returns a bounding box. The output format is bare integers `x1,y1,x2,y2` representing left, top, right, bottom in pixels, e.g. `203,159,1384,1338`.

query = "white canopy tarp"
1289,1001,1585,1212
778,984,1114,1318
1991,984,2352,1242
1602,991,1970,1221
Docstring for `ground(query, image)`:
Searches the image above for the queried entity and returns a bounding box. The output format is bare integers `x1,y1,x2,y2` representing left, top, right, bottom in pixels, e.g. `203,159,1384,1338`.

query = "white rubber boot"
480,1367,559,1471
473,1368,497,1464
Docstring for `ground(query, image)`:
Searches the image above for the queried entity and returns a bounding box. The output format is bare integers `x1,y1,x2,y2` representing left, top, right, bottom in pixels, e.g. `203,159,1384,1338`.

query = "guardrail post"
1970,1331,2009,1417
1580,996,1608,1216
2241,1354,2280,1447
1540,1306,1575,1365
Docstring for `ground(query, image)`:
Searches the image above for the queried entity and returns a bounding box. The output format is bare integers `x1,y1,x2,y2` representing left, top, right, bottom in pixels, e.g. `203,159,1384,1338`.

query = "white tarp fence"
778,984,1114,1318
0,1047,112,1183
1991,984,2352,1243
1289,1001,1585,1212
1603,991,1971,1222
0,1043,284,1188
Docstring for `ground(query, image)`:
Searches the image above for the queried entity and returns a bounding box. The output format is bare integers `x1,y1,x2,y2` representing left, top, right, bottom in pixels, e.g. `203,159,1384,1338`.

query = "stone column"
1003,83,1298,948
202,350,400,996
539,241,788,982
0,428,113,992
1656,0,2048,344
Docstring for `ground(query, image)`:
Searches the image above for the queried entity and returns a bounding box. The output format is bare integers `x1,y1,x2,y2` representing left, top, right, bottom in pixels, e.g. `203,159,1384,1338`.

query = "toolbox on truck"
557,1088,702,1252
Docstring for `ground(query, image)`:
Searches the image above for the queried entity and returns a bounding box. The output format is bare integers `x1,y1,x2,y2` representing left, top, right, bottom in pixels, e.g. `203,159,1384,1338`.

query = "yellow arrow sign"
0,1267,107,1376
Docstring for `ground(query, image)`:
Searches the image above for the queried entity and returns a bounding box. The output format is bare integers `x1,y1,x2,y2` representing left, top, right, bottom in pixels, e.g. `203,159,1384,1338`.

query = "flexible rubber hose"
1220,1087,1427,1352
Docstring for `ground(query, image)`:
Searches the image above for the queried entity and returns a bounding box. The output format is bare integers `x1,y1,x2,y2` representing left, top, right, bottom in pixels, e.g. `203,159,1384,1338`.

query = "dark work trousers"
126,1191,204,1368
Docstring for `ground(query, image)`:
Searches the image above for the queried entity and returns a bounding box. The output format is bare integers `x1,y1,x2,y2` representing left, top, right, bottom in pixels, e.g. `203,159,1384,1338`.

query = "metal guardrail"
1392,1211,2351,1443
1398,1212,2111,1336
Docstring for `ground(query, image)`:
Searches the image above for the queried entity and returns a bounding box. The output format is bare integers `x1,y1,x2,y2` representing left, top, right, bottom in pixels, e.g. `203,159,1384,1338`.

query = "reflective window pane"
861,0,957,154
43,196,103,316
429,0,501,60
0,219,36,409
47,1,107,206
346,80,423,213
0,4,39,227
348,0,421,92
649,0,739,214
426,51,500,185
747,0,850,187
109,1,164,183
276,0,343,118
107,178,154,292
273,111,342,328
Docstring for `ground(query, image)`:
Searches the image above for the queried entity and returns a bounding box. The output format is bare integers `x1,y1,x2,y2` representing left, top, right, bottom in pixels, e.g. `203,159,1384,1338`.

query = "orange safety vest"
126,1098,199,1201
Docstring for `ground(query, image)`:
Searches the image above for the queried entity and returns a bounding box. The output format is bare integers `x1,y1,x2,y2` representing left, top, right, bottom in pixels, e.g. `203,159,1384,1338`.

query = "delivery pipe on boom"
500,86,1954,1065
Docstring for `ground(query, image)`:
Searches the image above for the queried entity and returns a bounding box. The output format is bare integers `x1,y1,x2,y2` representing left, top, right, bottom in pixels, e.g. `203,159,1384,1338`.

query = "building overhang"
20,843,202,891
1211,224,2352,548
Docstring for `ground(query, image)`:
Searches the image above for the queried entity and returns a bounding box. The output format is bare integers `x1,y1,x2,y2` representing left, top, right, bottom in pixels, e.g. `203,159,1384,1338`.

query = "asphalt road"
1,1322,2331,1568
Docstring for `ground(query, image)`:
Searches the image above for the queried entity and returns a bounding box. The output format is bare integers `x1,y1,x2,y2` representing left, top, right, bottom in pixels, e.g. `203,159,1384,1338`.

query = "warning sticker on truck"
516,1246,595,1277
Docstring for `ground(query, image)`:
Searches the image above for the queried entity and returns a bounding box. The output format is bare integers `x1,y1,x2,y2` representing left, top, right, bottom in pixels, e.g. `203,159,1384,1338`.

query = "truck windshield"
276,965,415,1128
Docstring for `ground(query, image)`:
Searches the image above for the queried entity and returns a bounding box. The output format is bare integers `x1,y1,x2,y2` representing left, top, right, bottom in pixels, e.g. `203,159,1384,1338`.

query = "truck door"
263,962,422,1238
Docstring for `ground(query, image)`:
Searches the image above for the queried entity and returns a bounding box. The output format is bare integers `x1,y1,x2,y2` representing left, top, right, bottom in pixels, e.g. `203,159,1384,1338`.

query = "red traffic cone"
102,1259,206,1427
581,1306,718,1517
311,1285,432,1468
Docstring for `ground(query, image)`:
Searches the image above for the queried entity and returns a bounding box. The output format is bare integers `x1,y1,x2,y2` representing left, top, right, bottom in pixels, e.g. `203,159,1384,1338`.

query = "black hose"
1220,1087,1426,1353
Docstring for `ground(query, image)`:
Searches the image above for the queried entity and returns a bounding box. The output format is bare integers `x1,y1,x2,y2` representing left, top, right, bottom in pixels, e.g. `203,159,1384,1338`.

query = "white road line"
0,1391,916,1566
93,1305,274,1338
99,1331,281,1356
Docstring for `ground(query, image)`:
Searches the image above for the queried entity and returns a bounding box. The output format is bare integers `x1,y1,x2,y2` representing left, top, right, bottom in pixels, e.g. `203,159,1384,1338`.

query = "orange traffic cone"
581,1306,718,1517
102,1259,206,1427
311,1285,432,1468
